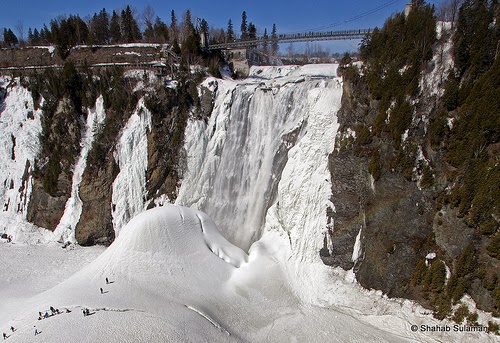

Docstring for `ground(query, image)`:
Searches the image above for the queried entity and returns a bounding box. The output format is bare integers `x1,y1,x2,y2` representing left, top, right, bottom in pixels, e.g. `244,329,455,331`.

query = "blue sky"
1,0,446,52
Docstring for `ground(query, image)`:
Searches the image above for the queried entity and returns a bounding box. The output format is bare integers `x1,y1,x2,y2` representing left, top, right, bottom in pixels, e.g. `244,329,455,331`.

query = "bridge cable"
285,0,403,34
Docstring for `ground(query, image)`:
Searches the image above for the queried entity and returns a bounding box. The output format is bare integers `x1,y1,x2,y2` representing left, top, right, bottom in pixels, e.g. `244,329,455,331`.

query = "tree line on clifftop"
1,6,279,60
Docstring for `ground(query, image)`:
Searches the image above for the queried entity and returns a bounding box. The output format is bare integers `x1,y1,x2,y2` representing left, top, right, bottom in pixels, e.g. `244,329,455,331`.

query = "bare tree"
142,4,155,41
142,4,155,30
449,0,462,28
15,20,25,45
180,10,193,43
438,0,463,28
287,43,294,58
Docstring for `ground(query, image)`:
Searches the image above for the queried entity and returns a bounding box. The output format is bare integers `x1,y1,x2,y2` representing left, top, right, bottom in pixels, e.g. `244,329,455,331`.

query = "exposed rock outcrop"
356,174,434,298
27,97,81,230
76,158,118,246
27,173,70,230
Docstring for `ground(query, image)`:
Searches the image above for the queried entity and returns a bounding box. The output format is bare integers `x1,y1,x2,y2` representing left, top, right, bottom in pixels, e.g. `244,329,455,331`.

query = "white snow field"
0,205,496,342
0,206,420,342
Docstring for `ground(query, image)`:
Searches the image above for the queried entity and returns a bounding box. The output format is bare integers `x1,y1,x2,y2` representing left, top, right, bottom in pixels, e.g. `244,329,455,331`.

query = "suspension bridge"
207,28,372,50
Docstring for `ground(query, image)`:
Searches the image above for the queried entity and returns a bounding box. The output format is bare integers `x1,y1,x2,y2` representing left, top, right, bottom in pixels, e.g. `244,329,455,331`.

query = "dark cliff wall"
23,64,200,246
325,1,500,322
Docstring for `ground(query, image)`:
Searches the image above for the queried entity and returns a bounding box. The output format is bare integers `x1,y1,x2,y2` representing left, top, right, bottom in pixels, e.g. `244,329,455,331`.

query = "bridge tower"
196,17,209,50
405,3,413,17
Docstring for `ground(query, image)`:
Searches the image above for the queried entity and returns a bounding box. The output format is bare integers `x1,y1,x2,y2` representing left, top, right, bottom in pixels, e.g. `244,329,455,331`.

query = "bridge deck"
208,29,371,50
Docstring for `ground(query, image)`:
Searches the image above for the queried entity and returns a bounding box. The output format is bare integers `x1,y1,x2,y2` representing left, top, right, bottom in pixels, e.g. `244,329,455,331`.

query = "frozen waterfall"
177,65,342,258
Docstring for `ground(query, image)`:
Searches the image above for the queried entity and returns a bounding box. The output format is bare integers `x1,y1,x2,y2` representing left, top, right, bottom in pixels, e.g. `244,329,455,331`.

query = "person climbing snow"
106,277,109,284
100,287,103,294
34,326,39,336
3,332,7,340
9,327,14,333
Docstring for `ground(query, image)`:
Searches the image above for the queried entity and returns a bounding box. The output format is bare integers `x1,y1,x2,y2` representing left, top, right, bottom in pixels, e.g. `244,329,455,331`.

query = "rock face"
76,158,118,246
146,127,181,204
356,174,434,298
325,57,498,313
27,98,81,231
198,84,216,117
145,93,193,205
327,79,435,299
26,173,70,230
327,150,369,271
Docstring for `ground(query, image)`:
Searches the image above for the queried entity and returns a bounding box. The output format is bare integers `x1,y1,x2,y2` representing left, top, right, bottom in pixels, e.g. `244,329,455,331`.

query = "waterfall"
0,78,44,242
111,98,152,237
177,65,342,263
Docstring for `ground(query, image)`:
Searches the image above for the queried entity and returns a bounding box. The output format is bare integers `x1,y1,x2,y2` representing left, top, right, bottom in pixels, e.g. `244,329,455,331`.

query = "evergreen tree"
181,9,193,42
227,19,234,42
200,19,209,35
121,6,141,43
154,17,169,43
110,10,121,43
3,28,18,47
248,22,257,48
172,37,181,55
40,24,50,44
262,28,269,55
143,21,155,42
199,18,209,48
121,8,131,41
50,16,89,58
271,23,278,56
180,10,201,65
33,28,40,45
99,9,110,44
170,10,178,41
454,0,495,78
91,9,110,44
430,260,447,293
74,15,90,44
248,22,257,40
49,19,61,47
27,28,34,45
240,11,248,40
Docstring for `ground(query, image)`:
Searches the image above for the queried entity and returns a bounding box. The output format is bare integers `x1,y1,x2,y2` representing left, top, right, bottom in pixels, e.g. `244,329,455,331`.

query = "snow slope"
2,205,495,342
0,205,433,342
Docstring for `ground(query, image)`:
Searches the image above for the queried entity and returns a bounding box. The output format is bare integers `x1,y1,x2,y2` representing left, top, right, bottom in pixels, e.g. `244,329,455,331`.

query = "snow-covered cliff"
177,65,342,303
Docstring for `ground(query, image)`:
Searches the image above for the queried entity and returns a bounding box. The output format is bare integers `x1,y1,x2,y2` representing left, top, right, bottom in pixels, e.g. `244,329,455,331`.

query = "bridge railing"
208,28,371,50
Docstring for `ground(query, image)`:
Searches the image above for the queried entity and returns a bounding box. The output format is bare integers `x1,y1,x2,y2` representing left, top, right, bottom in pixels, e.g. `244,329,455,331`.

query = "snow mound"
3,205,493,342
110,205,248,267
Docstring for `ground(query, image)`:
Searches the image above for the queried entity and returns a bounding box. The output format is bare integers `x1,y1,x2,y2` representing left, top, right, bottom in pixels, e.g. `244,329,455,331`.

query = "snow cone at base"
112,205,248,267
